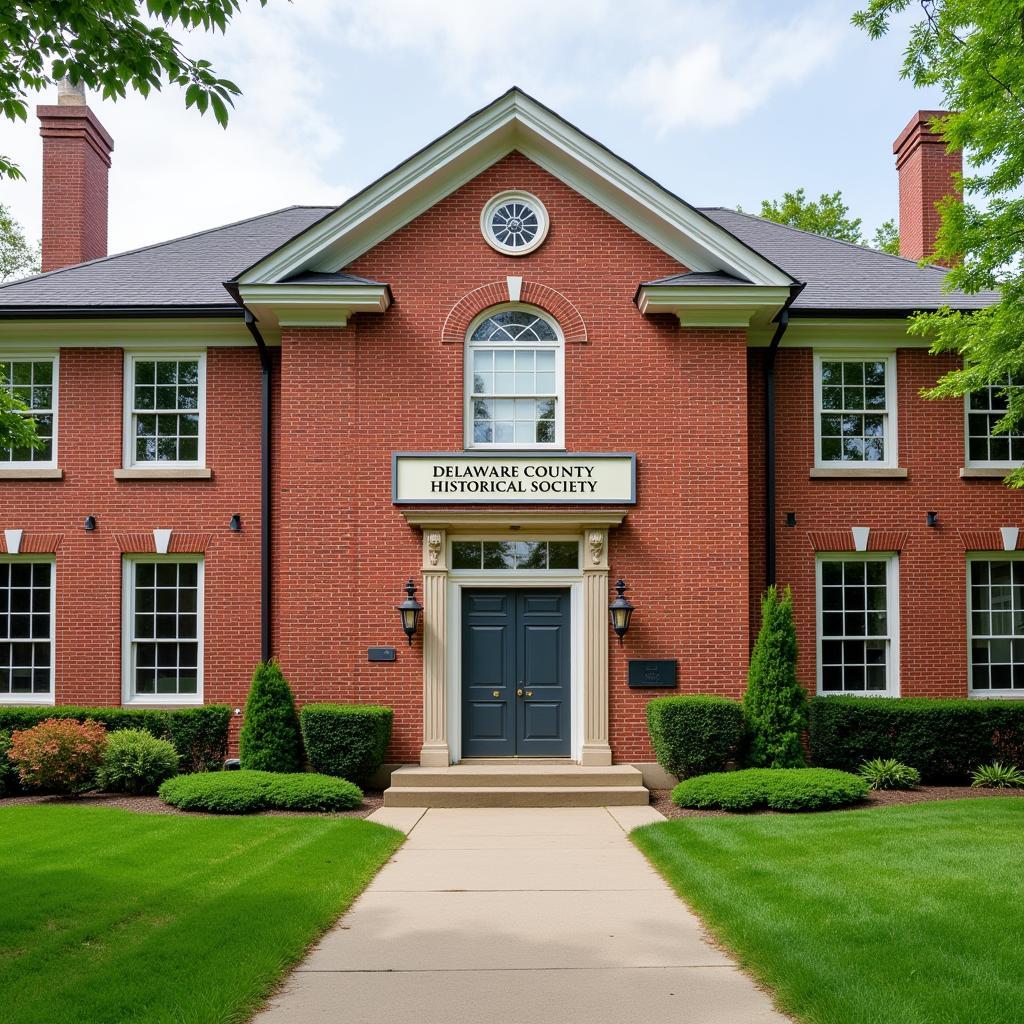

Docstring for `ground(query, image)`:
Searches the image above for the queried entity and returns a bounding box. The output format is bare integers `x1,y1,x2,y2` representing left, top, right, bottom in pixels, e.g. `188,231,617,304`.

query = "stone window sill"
960,467,1014,479
0,467,63,480
114,467,212,481
809,467,908,480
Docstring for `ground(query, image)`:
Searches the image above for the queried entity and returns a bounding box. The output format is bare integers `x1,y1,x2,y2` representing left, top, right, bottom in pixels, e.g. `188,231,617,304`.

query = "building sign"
392,452,636,505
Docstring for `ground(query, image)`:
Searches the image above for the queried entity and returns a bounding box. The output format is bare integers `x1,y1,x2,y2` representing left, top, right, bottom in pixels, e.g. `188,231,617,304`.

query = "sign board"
627,660,678,688
392,452,636,505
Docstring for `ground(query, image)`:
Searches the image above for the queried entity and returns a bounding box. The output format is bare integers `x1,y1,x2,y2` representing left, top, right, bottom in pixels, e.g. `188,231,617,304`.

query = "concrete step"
389,765,643,789
383,785,651,808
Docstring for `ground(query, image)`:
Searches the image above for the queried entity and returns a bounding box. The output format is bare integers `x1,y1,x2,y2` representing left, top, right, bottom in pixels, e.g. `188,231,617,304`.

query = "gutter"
243,309,273,663
764,283,805,588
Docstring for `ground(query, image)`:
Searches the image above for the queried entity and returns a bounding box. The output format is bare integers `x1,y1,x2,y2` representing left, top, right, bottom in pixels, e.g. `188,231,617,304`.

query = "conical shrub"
743,586,807,768
238,660,303,772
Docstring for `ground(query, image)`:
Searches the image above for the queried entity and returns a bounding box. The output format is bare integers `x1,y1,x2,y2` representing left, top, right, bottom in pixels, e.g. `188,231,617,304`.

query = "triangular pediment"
234,88,795,289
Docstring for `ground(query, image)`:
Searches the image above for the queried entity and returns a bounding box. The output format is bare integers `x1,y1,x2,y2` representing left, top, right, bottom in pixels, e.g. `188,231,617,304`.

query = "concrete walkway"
252,806,788,1024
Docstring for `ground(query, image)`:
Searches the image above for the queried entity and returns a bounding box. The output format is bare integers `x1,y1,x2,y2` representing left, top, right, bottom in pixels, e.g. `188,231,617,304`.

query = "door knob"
516,688,524,697
492,690,501,698
525,690,534,697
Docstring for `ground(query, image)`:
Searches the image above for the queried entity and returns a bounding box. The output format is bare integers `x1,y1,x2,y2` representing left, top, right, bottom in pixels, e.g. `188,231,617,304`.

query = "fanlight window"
468,309,562,447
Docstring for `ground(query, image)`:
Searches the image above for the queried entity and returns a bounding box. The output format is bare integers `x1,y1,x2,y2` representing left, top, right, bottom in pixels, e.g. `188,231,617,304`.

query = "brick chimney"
893,110,961,266
37,79,114,272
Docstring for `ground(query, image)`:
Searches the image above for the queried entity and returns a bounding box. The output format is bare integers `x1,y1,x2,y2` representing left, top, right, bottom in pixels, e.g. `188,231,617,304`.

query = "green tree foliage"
871,217,901,255
0,1,268,179
0,203,39,281
854,1,1024,485
743,586,807,768
239,660,303,772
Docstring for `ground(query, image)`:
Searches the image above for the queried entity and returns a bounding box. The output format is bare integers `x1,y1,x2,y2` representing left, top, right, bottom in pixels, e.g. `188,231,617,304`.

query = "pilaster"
420,529,450,766
581,528,613,766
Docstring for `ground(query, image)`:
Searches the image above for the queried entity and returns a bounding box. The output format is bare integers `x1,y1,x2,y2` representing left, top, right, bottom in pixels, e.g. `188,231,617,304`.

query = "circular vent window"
481,191,549,255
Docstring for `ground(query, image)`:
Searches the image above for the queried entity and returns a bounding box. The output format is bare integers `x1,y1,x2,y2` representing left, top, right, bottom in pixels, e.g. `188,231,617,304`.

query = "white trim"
813,351,898,470
480,190,549,256
121,554,204,706
0,352,59,469
236,90,792,287
122,351,206,470
966,552,1024,699
0,321,255,348
0,554,56,706
815,551,900,697
635,285,791,328
464,303,564,450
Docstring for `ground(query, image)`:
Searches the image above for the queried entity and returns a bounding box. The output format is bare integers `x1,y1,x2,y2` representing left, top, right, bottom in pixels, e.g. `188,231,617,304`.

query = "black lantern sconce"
83,515,97,532
229,514,242,532
608,578,635,644
926,511,938,528
396,578,423,646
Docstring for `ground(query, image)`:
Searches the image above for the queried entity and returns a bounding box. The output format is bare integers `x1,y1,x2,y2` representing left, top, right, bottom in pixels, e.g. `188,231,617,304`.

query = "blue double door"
461,588,571,757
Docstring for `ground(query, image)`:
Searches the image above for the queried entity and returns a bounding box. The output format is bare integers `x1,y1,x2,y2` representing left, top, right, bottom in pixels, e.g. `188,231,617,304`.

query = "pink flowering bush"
7,718,108,794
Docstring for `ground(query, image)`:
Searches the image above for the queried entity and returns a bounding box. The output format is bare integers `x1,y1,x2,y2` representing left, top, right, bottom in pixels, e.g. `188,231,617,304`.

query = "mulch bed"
1,790,385,819
649,784,1024,819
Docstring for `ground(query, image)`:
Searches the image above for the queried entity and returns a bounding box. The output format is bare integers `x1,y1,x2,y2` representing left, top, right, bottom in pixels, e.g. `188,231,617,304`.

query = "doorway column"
581,527,613,766
419,528,450,766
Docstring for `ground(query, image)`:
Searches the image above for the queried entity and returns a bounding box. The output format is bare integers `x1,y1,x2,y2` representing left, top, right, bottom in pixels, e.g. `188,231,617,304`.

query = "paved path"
252,806,788,1024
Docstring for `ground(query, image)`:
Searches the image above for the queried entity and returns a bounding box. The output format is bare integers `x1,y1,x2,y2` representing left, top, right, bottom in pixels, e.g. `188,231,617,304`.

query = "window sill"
114,467,212,481
809,467,908,480
0,467,63,480
0,697,55,706
960,467,1015,479
969,691,1024,700
123,699,204,708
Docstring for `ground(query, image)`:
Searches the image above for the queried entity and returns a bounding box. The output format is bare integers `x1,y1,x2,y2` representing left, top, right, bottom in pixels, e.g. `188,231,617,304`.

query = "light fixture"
396,578,423,646
608,578,635,644
83,515,96,532
229,514,242,532
786,512,797,528
926,511,938,528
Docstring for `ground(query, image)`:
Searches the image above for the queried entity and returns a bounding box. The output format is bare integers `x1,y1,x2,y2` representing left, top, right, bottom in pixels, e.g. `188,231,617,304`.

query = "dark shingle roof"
697,207,998,313
0,206,331,312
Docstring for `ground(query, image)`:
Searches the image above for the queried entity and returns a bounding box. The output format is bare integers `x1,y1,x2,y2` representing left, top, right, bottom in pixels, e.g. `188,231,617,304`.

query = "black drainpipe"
764,284,804,588
243,309,273,662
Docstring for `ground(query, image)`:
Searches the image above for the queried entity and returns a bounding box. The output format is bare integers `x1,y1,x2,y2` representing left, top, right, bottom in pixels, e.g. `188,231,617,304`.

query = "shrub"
671,767,868,812
158,770,363,813
0,730,16,797
857,758,921,791
743,586,806,768
646,696,744,779
0,705,229,772
971,762,1024,789
300,704,393,785
239,661,303,772
97,729,180,795
8,718,108,794
807,697,1024,783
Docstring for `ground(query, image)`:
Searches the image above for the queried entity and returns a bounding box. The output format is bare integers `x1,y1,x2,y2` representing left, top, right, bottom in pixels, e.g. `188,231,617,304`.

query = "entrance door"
461,588,571,757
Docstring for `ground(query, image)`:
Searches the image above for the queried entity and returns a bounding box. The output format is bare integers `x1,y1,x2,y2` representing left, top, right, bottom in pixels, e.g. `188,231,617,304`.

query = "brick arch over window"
441,281,587,344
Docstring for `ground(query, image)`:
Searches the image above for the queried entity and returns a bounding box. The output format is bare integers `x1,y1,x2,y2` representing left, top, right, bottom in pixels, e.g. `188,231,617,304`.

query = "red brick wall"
271,152,751,762
767,345,1022,699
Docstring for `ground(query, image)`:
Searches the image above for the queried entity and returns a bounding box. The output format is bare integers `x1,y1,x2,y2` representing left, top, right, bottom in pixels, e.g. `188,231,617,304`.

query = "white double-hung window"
814,354,897,468
0,557,55,704
466,307,563,449
965,376,1024,468
0,356,58,467
968,556,1024,695
123,354,205,468
816,553,899,695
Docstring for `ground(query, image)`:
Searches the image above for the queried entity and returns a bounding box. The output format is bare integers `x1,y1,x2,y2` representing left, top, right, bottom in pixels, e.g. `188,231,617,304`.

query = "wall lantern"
926,511,938,528
83,515,97,532
608,578,635,644
396,578,423,646
229,514,242,532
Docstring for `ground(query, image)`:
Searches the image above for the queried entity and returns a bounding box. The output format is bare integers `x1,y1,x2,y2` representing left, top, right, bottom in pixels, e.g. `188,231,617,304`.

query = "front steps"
383,763,649,808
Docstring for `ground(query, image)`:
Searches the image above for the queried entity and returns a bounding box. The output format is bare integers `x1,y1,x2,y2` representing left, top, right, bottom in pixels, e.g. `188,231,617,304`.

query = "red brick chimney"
37,79,114,272
893,110,961,266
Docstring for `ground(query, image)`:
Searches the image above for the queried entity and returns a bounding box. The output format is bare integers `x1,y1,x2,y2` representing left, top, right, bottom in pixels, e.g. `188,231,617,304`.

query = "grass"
0,804,403,1024
633,799,1024,1024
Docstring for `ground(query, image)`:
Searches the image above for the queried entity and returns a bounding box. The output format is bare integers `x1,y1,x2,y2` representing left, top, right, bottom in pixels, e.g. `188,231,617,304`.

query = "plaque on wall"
627,660,678,688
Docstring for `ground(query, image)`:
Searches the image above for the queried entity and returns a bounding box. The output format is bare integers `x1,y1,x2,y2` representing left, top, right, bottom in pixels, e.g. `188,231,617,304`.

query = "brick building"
0,87,1013,794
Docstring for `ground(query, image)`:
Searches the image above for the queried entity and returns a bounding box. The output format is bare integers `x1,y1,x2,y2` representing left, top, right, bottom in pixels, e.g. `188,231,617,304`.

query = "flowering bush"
7,718,108,794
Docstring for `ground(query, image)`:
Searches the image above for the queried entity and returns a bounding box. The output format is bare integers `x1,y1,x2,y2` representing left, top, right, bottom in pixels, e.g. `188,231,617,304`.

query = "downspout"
764,284,805,588
243,309,273,662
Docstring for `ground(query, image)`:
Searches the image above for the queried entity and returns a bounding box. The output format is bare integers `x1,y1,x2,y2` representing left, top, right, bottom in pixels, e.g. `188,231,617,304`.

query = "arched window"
466,306,563,448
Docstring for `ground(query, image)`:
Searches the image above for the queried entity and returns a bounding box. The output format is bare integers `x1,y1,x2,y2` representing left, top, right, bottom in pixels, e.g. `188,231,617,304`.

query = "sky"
0,0,943,257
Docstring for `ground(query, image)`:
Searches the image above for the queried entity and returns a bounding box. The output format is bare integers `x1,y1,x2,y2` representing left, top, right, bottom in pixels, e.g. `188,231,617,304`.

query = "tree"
743,587,807,769
854,1,1024,485
0,203,39,282
0,1,268,180
871,217,901,255
238,661,303,772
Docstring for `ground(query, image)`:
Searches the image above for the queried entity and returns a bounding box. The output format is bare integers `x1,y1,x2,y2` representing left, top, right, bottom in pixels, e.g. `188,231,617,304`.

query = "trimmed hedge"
300,704,392,785
808,697,1024,783
97,729,180,795
0,705,229,773
671,767,869,812
646,696,744,779
0,730,15,797
158,770,363,814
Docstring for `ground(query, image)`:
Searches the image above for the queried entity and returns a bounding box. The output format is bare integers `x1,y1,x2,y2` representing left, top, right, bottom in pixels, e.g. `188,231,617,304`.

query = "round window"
481,191,549,255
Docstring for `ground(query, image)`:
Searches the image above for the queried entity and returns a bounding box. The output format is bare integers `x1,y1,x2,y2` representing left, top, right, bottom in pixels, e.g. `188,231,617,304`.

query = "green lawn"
0,804,403,1024
633,799,1024,1024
